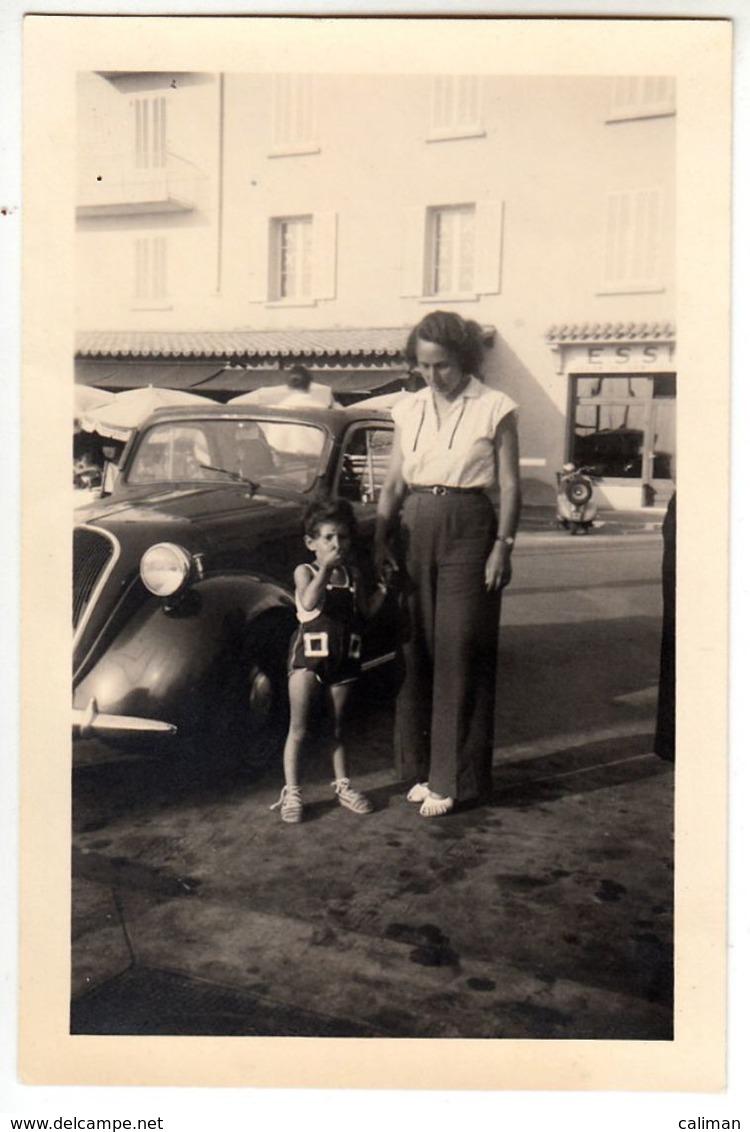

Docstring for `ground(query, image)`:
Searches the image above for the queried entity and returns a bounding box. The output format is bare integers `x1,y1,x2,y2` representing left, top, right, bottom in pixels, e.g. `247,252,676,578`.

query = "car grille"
73,527,116,629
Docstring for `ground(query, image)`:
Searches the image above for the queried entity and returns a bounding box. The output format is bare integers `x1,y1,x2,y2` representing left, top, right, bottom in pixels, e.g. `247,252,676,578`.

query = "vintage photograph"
20,15,731,1093
70,66,676,1039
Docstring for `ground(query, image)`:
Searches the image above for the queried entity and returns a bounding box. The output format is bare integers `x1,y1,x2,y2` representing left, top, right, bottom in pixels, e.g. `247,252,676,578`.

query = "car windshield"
126,417,327,492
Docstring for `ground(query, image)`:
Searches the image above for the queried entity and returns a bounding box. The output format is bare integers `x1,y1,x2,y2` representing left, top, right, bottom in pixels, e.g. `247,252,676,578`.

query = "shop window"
428,76,484,141
570,372,675,481
607,76,676,122
653,373,677,398
271,74,319,156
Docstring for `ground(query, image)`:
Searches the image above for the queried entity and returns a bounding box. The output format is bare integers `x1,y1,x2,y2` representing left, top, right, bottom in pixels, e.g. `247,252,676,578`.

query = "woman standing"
375,311,521,816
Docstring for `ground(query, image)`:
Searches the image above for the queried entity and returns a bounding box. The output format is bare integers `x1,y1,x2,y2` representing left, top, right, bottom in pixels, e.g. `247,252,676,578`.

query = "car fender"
73,575,295,737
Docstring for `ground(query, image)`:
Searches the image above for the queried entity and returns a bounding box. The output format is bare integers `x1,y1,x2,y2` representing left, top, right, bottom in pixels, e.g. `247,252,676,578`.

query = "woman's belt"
409,484,486,496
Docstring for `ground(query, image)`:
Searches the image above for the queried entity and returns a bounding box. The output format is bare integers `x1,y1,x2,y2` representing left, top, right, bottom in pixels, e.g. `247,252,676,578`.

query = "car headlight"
140,543,193,598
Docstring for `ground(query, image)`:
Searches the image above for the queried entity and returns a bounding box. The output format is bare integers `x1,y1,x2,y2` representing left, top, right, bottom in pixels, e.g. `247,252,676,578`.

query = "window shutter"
134,238,147,299
632,189,661,282
400,207,426,297
296,75,315,147
313,211,337,300
456,76,480,130
431,77,451,133
474,201,504,294
273,74,317,152
609,77,675,121
602,189,662,289
153,237,167,299
273,75,292,149
248,217,270,302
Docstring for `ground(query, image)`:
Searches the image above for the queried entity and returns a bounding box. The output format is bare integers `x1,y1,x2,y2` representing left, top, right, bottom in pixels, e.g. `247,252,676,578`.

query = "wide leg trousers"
394,491,501,802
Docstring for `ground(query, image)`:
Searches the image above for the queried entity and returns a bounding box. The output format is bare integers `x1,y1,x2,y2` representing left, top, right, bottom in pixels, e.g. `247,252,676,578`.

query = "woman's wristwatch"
494,535,515,549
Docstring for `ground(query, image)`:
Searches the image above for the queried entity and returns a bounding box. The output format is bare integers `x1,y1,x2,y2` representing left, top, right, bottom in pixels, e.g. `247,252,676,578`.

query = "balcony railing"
77,152,207,217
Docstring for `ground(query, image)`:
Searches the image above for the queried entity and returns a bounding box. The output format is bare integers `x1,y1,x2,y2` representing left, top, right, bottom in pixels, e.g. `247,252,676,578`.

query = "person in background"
375,310,521,817
242,364,337,409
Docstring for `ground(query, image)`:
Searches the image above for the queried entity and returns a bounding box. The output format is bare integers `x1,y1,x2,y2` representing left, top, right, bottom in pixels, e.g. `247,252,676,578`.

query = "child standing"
271,499,389,823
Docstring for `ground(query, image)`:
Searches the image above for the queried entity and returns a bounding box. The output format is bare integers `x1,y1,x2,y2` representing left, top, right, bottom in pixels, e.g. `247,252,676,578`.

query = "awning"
191,368,289,395
74,360,228,391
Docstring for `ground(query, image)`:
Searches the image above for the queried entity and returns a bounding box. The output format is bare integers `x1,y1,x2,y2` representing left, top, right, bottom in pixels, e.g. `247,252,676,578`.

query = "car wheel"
202,614,293,776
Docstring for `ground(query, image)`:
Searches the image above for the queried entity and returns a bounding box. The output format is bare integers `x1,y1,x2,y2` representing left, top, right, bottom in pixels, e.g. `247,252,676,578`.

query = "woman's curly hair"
404,310,486,378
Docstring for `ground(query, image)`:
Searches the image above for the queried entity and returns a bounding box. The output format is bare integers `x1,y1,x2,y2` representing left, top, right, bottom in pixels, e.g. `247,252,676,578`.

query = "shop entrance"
568,371,676,506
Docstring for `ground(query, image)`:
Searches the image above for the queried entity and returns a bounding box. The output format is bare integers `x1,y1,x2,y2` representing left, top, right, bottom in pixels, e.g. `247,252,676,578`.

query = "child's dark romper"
288,564,363,686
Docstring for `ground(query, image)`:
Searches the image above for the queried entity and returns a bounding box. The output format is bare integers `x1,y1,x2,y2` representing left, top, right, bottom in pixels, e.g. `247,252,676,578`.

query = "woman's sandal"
419,794,454,818
406,782,431,803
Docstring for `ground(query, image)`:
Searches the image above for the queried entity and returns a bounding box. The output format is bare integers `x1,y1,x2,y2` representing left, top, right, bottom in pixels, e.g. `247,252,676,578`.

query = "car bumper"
73,698,177,739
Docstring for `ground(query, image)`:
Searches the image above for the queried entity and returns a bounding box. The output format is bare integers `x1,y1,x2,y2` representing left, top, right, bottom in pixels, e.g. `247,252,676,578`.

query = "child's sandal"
332,778,374,815
270,784,304,823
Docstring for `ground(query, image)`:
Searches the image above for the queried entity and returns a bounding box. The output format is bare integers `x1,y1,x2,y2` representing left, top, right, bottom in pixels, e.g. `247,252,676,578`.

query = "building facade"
76,71,676,506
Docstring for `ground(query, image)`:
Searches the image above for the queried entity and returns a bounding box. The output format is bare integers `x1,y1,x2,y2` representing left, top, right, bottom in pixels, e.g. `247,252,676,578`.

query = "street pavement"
70,506,673,1041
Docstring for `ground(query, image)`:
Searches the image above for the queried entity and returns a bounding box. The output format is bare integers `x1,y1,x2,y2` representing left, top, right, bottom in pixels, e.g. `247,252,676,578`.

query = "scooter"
556,463,599,535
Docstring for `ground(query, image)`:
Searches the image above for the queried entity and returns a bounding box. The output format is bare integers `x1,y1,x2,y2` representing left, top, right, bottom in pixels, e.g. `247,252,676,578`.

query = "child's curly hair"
303,498,358,539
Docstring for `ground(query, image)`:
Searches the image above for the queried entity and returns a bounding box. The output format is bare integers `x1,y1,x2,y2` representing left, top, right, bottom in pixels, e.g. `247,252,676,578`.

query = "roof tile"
75,324,497,360
546,321,675,344
76,327,413,359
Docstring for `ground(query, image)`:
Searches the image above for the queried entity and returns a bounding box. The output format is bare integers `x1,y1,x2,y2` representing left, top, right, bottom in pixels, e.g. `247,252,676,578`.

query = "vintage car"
73,402,397,769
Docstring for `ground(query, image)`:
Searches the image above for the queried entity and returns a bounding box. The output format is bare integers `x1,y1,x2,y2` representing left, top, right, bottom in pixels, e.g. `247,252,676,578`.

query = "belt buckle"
432,485,447,496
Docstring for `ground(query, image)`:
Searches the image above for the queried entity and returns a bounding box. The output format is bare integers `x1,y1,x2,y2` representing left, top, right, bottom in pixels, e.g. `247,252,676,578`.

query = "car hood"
77,483,299,530
73,483,303,682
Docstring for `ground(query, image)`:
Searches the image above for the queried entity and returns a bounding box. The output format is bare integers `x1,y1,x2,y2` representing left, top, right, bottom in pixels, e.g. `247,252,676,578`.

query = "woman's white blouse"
391,376,518,489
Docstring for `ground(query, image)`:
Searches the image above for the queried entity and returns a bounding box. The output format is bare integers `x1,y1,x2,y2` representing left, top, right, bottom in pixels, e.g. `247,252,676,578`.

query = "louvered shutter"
313,211,337,299
248,217,270,302
474,201,504,295
400,207,426,297
602,189,662,289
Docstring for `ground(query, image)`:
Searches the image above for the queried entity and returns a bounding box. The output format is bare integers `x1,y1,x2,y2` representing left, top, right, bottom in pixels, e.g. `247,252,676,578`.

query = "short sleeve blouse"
391,376,518,490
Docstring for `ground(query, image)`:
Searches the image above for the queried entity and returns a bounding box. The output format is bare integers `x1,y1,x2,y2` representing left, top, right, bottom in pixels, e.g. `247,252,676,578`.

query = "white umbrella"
74,384,115,425
229,382,335,408
79,385,212,442
351,389,410,413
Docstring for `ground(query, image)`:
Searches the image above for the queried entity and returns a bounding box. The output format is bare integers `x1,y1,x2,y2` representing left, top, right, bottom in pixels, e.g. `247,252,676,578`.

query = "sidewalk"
519,503,667,536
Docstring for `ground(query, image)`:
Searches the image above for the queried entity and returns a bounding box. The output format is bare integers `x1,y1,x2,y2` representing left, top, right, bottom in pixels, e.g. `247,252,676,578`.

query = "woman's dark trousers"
394,491,500,802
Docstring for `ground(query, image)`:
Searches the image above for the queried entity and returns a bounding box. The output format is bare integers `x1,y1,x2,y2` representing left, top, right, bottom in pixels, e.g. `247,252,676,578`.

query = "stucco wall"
75,72,675,492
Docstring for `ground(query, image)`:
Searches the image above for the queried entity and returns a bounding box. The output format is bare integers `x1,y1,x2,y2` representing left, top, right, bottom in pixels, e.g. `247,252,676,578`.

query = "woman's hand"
374,537,399,578
485,542,513,591
374,425,406,578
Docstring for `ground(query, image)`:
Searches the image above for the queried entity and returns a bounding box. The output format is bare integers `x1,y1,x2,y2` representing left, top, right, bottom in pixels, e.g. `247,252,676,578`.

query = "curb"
519,507,666,537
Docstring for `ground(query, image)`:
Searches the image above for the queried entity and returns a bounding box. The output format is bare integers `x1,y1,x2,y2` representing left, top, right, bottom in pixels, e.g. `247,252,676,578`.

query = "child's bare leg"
329,682,373,814
283,669,319,786
328,681,352,781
